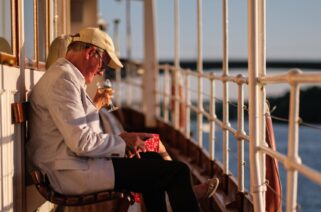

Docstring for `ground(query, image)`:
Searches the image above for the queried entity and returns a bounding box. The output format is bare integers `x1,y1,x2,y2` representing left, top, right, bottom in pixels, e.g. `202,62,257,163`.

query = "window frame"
0,0,17,66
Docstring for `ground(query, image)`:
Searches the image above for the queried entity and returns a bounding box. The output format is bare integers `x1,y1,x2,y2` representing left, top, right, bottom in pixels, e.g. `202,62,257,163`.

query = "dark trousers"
112,152,199,212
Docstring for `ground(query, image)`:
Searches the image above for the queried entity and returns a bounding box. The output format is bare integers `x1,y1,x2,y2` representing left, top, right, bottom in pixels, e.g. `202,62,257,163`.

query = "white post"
237,74,245,192
174,0,180,69
196,0,203,147
125,0,132,108
258,1,267,208
185,72,191,138
143,0,157,127
113,19,120,57
248,0,265,211
209,74,216,160
222,0,230,175
115,69,121,106
286,77,301,212
173,0,180,129
113,18,121,107
163,68,170,122
126,0,132,59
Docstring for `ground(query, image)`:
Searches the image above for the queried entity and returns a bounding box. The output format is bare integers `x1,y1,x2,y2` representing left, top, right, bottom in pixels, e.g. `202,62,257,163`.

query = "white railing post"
143,0,158,127
174,0,180,69
258,1,267,205
115,69,121,107
173,68,180,129
173,0,180,130
185,71,191,139
196,0,203,147
126,0,132,60
248,0,265,211
209,74,216,160
286,71,301,212
236,74,245,192
222,0,230,174
125,64,132,106
156,69,160,117
163,67,170,122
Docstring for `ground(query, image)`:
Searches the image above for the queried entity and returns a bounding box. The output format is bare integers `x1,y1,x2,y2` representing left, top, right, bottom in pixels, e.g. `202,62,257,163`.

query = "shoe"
206,177,219,198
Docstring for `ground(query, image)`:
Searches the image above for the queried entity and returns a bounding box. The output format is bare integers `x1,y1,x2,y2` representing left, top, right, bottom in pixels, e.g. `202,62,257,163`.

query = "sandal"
206,177,219,198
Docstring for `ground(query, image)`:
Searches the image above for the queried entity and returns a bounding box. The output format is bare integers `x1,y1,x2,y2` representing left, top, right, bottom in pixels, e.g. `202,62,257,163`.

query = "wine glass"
96,79,116,111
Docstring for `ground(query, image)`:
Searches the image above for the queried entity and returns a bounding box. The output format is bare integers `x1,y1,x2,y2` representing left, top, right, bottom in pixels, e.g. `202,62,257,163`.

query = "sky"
99,0,321,61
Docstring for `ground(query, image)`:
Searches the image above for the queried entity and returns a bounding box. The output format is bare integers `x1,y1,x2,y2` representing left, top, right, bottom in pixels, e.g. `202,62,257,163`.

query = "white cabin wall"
0,63,55,212
0,65,17,212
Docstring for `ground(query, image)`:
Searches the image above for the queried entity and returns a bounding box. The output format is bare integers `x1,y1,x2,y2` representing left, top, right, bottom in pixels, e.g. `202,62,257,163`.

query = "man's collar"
60,58,86,88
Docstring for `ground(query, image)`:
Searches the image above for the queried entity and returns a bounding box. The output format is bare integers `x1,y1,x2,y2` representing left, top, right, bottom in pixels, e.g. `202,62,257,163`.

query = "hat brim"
107,51,123,70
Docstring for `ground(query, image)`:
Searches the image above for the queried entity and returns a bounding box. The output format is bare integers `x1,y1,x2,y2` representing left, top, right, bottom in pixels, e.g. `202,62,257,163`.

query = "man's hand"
119,132,153,158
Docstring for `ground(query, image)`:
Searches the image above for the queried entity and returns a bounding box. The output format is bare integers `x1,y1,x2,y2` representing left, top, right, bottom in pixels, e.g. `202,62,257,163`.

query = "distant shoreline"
158,59,321,70
189,86,321,123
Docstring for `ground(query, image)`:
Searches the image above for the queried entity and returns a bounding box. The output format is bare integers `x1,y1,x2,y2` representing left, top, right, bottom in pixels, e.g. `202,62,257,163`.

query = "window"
24,0,35,60
38,0,47,61
0,0,12,54
24,0,49,67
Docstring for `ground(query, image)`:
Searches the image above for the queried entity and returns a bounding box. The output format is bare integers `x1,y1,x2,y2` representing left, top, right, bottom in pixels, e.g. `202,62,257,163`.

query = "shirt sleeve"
47,75,126,158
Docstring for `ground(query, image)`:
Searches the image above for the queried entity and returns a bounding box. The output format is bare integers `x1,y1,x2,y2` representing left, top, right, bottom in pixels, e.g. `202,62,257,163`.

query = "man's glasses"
95,49,109,71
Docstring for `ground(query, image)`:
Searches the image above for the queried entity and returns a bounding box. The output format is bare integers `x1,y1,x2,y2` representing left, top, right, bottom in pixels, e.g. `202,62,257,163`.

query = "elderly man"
27,27,202,211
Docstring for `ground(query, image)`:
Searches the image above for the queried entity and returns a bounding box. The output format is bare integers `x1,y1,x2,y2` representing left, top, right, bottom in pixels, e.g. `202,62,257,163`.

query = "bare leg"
158,141,172,160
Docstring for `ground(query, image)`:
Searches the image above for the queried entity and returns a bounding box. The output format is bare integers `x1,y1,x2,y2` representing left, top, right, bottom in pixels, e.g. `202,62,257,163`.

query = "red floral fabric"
144,134,160,152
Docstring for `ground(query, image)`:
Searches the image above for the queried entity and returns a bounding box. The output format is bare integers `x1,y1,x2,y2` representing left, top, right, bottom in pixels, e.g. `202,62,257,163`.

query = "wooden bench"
11,102,134,209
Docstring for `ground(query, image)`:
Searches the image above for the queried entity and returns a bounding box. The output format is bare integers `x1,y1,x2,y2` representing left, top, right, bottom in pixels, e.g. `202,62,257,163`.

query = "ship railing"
117,61,321,211
114,60,144,110
157,63,249,194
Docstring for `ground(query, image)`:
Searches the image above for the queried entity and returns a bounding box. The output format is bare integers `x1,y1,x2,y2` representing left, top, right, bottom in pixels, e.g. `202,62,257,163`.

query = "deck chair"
11,102,134,211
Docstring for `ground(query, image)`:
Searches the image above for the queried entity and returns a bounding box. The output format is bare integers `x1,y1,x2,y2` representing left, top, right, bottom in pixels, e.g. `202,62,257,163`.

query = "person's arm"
47,76,125,158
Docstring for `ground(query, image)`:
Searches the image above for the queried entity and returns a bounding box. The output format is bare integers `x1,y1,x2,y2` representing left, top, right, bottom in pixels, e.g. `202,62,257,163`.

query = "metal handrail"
115,56,321,211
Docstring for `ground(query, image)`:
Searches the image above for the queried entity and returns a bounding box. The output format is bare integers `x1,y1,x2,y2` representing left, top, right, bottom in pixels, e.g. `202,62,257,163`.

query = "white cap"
72,27,123,70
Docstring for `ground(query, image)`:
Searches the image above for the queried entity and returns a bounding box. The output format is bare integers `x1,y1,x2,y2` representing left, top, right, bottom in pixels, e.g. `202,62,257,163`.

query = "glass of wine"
96,79,117,111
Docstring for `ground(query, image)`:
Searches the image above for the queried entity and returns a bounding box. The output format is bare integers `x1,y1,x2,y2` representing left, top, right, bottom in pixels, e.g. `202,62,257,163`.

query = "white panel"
0,65,44,211
0,65,19,212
